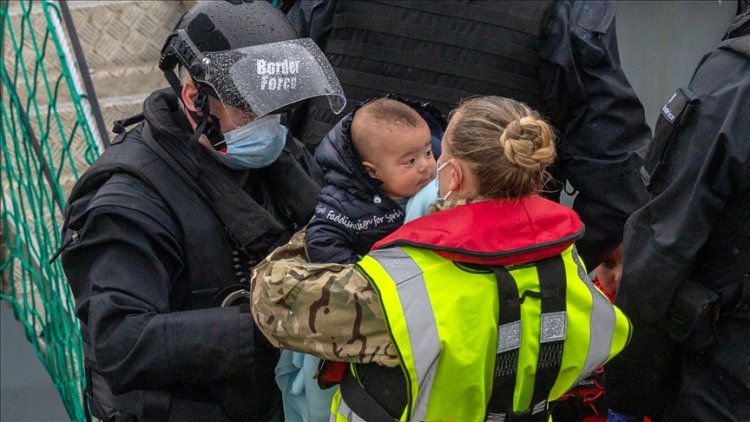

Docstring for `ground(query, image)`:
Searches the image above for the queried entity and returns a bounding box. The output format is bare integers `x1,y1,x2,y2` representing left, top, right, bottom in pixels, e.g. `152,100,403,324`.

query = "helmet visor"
197,38,346,118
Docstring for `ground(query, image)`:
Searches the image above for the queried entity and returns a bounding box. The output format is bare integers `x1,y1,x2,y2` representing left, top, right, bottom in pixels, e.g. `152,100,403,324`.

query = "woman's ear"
447,159,463,193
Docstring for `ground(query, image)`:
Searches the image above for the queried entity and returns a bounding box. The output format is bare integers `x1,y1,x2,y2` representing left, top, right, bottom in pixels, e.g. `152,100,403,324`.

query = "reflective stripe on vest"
334,245,631,421
571,247,620,385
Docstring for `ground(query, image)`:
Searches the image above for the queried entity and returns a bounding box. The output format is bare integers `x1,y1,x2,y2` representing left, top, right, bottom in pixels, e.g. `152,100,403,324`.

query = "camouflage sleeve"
251,230,399,367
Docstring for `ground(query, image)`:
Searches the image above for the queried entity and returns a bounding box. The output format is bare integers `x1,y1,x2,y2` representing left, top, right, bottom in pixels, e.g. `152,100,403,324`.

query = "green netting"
1,0,103,420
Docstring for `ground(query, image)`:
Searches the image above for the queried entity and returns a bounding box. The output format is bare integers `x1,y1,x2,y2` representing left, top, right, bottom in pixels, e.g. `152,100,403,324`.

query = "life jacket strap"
485,265,522,420
485,256,567,421
529,256,567,413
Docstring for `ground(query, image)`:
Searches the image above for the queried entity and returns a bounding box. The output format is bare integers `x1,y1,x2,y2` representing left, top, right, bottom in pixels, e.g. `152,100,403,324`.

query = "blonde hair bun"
499,116,555,171
446,96,557,199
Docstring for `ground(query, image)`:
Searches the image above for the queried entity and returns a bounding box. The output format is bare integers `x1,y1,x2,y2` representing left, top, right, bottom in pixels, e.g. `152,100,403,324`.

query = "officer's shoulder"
718,34,750,60
87,173,161,212
569,1,615,34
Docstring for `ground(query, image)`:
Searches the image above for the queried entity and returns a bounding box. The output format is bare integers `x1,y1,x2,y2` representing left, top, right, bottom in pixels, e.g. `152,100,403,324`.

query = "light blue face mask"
404,159,451,222
212,114,287,169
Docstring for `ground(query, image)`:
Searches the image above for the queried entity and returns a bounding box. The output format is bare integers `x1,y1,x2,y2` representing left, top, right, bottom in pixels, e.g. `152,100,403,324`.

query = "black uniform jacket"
606,14,750,417
59,89,321,421
286,0,652,267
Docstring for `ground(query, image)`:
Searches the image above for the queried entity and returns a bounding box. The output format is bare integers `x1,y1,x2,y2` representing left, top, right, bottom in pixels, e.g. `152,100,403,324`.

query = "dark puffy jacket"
305,99,445,264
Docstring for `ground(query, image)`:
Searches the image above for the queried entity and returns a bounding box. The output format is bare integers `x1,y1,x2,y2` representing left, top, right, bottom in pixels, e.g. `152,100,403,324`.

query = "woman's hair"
446,96,556,199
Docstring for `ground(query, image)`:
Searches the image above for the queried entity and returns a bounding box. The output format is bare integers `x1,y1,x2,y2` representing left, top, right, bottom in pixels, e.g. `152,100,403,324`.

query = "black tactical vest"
293,0,553,149
63,129,254,311
61,126,279,421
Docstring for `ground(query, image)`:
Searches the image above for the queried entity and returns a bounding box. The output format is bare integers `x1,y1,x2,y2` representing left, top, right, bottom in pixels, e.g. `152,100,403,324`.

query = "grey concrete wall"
616,1,737,130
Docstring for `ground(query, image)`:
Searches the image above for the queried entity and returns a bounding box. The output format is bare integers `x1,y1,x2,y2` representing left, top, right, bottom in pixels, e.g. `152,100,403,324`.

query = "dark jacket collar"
140,89,319,257
724,9,750,40
143,88,193,143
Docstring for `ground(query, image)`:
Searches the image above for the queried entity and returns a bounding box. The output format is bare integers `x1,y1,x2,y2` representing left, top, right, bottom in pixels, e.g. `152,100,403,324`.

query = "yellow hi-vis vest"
331,245,631,422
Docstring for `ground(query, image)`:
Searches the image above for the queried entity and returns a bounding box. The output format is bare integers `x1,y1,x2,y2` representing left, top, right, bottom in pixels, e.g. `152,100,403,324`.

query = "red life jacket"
374,195,584,265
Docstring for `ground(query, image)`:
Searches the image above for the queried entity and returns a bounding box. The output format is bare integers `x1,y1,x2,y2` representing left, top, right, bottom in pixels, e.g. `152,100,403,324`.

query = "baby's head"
351,98,435,201
595,243,623,300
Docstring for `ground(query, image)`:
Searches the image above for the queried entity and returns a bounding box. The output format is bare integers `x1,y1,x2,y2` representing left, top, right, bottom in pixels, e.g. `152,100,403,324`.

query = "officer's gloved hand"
607,409,644,422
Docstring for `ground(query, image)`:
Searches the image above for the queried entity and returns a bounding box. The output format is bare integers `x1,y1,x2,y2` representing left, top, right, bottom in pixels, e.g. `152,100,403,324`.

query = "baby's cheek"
599,272,618,297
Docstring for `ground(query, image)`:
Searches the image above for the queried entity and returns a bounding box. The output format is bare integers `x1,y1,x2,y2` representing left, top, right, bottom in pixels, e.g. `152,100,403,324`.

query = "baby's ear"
361,161,379,180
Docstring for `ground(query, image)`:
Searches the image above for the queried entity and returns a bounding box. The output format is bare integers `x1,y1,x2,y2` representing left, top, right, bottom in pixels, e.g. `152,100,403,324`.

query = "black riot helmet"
171,0,299,55
159,0,345,147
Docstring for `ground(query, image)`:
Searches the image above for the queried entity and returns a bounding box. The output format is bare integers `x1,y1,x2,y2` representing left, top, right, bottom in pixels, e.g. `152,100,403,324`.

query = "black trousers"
662,344,750,421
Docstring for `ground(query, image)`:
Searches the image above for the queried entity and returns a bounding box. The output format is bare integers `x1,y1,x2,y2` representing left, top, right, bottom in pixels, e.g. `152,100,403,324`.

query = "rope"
1,0,103,419
56,0,108,150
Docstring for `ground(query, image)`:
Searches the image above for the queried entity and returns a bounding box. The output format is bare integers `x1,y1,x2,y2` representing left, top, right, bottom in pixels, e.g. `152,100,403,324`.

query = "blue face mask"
404,159,451,222
212,114,286,169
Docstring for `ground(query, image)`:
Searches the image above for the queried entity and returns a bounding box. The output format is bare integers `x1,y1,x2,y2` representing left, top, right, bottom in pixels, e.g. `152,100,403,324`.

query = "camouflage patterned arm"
251,230,399,367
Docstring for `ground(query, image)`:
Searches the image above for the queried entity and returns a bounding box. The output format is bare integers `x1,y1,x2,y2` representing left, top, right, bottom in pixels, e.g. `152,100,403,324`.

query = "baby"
593,243,623,301
305,97,442,264
278,97,442,421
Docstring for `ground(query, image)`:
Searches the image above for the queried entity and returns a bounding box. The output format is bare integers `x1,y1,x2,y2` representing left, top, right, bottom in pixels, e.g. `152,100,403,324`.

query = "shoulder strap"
52,125,176,262
485,265,522,420
112,112,145,135
60,126,150,231
529,256,567,413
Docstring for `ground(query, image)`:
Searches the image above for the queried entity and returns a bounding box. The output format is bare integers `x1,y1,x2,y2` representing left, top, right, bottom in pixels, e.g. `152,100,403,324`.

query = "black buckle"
159,29,205,74
212,283,252,307
112,113,145,135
